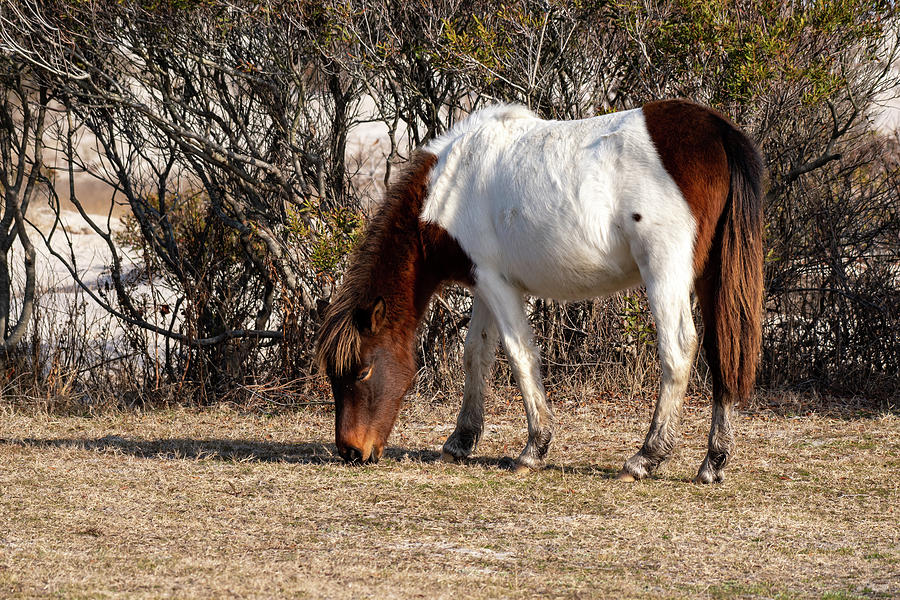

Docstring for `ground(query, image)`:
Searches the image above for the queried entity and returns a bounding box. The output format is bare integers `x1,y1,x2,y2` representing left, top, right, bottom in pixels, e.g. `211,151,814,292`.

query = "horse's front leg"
473,270,554,473
442,297,498,462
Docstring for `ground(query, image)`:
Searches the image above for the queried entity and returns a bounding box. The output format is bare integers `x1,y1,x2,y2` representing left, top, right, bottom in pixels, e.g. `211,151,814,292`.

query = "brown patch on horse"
315,151,474,377
643,100,730,275
644,100,765,401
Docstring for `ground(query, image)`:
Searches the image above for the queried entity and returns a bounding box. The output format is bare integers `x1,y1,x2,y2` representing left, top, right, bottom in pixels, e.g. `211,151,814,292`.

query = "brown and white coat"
317,100,764,483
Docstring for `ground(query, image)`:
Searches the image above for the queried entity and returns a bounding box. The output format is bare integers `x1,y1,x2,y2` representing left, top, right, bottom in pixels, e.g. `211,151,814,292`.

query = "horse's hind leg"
692,273,738,483
695,388,736,483
442,297,498,462
620,277,697,481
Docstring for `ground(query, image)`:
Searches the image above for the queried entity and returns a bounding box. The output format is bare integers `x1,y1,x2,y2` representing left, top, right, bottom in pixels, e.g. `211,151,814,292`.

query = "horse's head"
318,297,416,464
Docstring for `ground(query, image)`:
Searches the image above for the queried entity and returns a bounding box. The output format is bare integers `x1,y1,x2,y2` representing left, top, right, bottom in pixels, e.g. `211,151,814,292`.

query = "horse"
316,99,764,483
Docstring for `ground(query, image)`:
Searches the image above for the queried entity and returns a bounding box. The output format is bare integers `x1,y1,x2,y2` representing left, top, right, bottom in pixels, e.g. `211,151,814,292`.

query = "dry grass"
0,392,898,599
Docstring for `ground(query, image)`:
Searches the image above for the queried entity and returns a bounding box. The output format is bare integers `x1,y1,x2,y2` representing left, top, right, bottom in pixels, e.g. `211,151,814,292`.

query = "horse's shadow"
4,435,342,465
1,435,495,467
1,435,619,475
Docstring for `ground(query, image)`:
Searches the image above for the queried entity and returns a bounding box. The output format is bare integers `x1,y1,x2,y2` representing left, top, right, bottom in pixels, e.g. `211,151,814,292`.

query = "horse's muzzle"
338,444,380,465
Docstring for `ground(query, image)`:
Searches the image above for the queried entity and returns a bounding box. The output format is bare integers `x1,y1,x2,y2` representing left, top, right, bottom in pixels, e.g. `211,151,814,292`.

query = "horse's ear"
370,297,387,332
354,297,387,334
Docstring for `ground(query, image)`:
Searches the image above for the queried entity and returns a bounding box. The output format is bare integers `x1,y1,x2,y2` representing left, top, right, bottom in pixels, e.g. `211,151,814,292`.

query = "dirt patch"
0,396,897,599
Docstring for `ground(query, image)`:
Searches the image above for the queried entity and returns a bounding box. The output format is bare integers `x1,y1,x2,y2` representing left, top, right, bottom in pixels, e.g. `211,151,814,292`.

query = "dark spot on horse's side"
632,213,642,222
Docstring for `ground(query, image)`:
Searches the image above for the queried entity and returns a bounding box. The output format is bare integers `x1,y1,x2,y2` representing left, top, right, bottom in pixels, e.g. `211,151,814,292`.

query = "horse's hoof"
440,450,459,464
693,470,724,484
694,456,726,484
512,462,534,476
616,470,637,482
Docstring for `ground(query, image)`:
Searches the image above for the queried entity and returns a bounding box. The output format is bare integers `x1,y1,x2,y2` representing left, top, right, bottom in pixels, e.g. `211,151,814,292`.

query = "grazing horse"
316,100,764,483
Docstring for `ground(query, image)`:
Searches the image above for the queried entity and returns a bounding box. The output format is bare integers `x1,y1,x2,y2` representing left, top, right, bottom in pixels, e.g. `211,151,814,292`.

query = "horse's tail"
697,121,765,402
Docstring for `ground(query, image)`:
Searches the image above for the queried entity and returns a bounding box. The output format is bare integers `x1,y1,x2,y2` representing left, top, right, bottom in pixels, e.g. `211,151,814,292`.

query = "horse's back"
422,105,695,301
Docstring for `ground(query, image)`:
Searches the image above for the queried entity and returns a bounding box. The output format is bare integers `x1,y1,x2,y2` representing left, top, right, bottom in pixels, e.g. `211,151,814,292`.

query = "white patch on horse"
422,105,695,302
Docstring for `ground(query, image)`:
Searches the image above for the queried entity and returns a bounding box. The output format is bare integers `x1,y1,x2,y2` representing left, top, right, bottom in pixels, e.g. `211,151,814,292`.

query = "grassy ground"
0,392,897,599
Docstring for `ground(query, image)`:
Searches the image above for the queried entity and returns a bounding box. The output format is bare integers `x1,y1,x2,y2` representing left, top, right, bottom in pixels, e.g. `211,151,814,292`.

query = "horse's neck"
415,221,474,316
370,219,470,335
385,224,439,329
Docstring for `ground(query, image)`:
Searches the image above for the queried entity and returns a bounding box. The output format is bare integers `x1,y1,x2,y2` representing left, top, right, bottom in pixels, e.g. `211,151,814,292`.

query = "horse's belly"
514,260,641,301
498,229,641,301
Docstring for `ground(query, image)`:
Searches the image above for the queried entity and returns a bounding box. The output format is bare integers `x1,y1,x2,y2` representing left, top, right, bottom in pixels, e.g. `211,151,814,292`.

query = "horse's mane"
315,151,438,376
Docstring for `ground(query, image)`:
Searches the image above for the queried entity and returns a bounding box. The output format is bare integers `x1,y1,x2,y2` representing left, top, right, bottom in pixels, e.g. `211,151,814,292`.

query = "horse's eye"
356,365,373,382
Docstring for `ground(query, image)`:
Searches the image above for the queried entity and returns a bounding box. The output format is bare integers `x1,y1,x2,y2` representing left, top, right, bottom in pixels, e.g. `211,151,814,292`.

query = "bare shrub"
762,134,899,396
0,0,897,406
0,272,151,412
